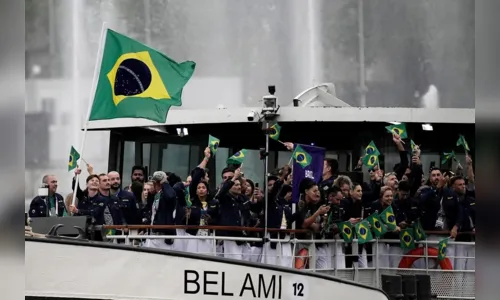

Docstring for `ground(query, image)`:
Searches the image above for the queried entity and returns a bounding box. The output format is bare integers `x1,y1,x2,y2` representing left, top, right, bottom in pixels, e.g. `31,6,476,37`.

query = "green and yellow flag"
365,212,387,238
227,149,248,165
337,221,354,243
89,29,196,123
292,145,312,168
269,123,281,141
185,186,192,208
208,135,220,154
380,205,397,231
438,238,449,261
456,134,470,152
385,123,408,139
355,221,373,244
365,141,381,156
413,219,427,241
441,151,456,164
399,228,416,250
68,146,81,171
362,154,379,167
410,140,418,152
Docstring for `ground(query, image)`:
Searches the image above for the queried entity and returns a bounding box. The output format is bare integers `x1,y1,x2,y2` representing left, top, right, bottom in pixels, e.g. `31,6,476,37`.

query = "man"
69,174,100,218
322,186,347,269
319,159,338,202
29,175,67,217
124,166,146,192
144,171,178,250
108,171,139,225
383,172,399,191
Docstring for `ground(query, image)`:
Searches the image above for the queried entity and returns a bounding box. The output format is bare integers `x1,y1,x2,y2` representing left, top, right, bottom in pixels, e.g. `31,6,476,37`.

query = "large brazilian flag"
89,29,196,123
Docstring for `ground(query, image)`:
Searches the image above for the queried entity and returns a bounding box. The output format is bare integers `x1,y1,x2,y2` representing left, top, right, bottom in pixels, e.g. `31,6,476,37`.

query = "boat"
25,235,390,300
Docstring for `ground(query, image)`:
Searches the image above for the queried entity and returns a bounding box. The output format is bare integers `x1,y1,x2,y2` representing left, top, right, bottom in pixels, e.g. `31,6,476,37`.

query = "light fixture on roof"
176,127,189,137
388,121,401,125
260,85,280,120
422,123,433,131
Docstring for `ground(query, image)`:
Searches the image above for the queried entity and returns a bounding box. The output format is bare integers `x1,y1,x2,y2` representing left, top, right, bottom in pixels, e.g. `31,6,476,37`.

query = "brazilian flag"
413,219,427,241
365,141,381,156
337,221,354,243
89,29,196,123
365,212,387,238
292,145,312,168
269,123,281,141
399,228,416,250
105,229,116,236
227,149,248,165
208,135,220,154
456,134,470,151
355,221,373,244
441,151,456,164
438,238,449,261
380,205,397,231
185,186,192,208
385,123,408,139
68,146,81,171
362,154,378,167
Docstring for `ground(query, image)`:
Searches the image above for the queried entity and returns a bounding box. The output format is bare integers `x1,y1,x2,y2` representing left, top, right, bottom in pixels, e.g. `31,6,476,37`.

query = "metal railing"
100,225,475,299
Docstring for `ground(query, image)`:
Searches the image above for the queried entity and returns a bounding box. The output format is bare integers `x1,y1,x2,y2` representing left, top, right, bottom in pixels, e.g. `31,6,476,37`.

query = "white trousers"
185,234,215,256
144,237,174,250
242,244,263,263
315,242,345,270
223,240,243,260
174,229,188,252
261,236,293,268
455,243,475,270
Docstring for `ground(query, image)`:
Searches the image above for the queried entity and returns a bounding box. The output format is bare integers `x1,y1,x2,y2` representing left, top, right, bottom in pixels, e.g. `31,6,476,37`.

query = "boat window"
122,141,136,183
161,144,194,180
214,147,230,186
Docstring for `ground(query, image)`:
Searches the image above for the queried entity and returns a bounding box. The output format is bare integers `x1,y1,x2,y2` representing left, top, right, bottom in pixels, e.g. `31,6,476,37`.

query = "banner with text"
292,144,326,203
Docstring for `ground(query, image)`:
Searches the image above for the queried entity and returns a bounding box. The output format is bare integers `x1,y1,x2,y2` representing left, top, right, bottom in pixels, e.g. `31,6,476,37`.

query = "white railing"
103,226,475,300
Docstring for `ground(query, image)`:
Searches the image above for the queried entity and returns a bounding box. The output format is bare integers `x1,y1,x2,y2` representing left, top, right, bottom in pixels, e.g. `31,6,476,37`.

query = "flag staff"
71,22,108,207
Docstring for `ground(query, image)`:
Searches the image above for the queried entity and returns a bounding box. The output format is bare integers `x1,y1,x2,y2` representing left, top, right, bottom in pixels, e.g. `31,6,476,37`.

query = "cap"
151,171,167,183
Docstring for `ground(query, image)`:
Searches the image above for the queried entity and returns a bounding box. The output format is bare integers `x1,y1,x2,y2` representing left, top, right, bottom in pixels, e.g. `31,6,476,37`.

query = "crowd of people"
28,134,475,271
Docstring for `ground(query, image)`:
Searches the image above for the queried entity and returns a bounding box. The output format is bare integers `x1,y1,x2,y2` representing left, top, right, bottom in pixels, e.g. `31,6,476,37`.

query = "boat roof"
85,107,475,131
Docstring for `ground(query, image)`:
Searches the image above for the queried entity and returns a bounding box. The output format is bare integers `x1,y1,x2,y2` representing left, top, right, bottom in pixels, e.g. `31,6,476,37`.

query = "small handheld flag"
456,134,470,152
385,123,408,139
185,186,192,208
292,145,312,168
438,238,449,261
208,135,220,154
410,140,418,152
362,154,379,167
380,206,397,231
68,146,81,171
227,149,248,165
269,123,282,141
337,221,354,243
365,212,387,238
355,221,373,244
365,141,381,156
399,228,416,250
413,219,427,241
441,151,456,164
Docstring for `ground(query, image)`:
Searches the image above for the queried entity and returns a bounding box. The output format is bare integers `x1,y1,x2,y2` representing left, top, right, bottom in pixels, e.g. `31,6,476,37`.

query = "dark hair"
131,166,146,176
130,181,144,200
166,172,182,186
327,185,341,195
221,167,235,177
299,178,317,194
279,184,293,198
98,173,107,178
449,176,465,186
324,158,339,174
245,179,255,193
397,180,411,192
351,182,362,190
268,175,279,182
429,167,441,174
86,174,99,183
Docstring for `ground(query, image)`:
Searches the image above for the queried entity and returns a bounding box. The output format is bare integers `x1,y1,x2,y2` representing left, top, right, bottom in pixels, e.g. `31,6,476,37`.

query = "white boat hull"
25,238,389,300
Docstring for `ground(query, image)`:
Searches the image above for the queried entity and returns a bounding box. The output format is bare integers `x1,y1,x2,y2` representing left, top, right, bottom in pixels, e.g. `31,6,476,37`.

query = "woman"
295,178,331,270
185,181,216,256
368,186,401,268
345,183,368,268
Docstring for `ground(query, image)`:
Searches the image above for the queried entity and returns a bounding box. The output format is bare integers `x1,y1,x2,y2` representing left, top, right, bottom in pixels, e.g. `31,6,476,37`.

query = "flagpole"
71,22,108,206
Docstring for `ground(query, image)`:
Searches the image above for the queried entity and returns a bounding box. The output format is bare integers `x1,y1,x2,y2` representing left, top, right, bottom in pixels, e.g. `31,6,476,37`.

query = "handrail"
101,224,474,236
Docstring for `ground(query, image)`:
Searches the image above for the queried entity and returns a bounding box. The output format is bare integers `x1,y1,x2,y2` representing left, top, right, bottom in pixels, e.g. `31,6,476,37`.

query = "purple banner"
292,144,326,203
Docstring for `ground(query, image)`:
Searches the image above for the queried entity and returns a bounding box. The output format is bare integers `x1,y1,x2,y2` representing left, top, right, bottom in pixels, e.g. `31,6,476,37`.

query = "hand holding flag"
208,135,220,154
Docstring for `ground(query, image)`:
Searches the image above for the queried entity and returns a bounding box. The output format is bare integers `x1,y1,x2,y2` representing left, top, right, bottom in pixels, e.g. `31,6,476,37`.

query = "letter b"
184,270,200,294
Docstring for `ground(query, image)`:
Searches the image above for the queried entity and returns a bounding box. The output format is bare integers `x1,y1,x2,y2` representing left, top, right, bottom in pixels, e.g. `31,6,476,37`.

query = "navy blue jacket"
214,180,246,240
151,183,177,239
114,189,140,225
29,193,66,217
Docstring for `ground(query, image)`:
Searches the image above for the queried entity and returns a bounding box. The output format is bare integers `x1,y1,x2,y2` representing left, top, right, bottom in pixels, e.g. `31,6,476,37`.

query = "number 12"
293,283,304,296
